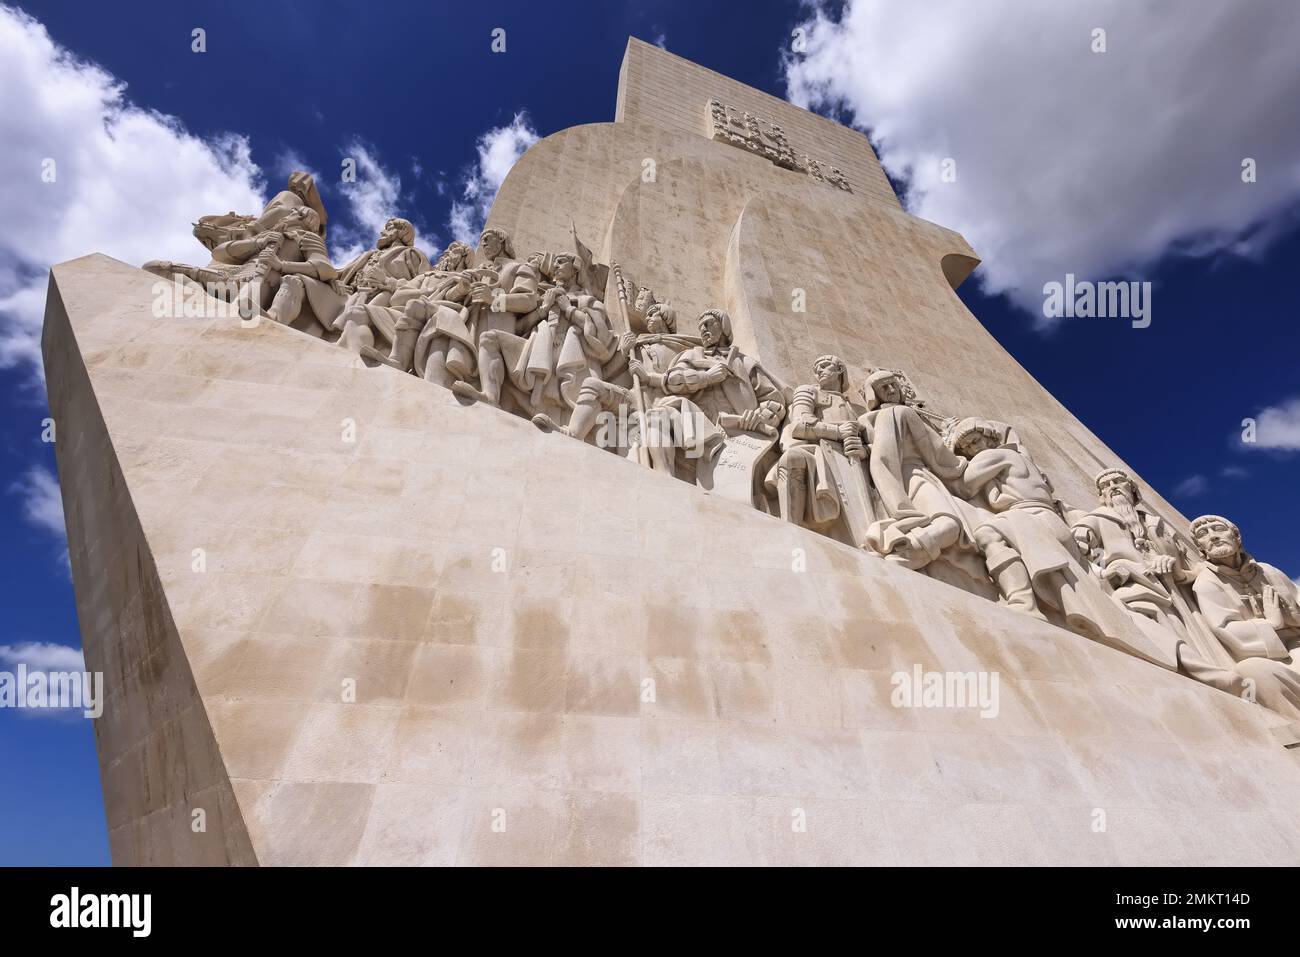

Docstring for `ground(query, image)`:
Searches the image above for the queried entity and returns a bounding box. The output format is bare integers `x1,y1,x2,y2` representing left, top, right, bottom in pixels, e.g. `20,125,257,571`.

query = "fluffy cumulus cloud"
330,140,439,264
1242,395,1300,452
9,464,64,536
448,112,539,245
0,640,84,672
1171,475,1209,498
0,3,267,381
783,0,1300,318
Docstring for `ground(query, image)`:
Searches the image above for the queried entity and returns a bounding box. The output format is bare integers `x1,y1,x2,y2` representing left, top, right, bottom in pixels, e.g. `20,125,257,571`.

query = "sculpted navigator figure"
330,218,431,352
530,300,696,470
1073,469,1202,637
455,251,617,420
154,204,334,327
395,241,475,379
659,309,785,432
1188,514,1300,719
446,227,541,400
244,171,329,241
655,309,786,492
765,355,872,540
861,370,976,574
1191,515,1300,660
947,418,1140,646
144,171,329,286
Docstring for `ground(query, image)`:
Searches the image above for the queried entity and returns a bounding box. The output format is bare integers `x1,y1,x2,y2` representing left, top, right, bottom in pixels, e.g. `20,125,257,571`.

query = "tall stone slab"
44,254,1300,866
487,38,1174,516
43,40,1300,866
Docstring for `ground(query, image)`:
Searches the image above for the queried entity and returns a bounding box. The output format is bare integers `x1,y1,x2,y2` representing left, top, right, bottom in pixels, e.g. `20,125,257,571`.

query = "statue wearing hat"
1190,515,1300,661
1185,514,1300,721
944,416,1155,658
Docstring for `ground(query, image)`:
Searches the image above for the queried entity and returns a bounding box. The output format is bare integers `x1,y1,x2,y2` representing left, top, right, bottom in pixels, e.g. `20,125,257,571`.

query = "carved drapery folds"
147,173,1300,727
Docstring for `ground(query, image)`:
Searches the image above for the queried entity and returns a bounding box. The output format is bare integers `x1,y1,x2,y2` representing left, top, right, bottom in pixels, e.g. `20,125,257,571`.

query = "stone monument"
43,38,1300,865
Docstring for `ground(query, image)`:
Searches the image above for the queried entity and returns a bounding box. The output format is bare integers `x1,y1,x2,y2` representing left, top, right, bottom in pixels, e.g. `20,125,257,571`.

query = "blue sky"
1,0,1297,864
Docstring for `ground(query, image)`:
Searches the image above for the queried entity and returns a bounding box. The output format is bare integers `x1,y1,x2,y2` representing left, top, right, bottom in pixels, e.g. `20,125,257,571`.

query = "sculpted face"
377,219,402,249
956,432,996,459
280,206,316,233
699,313,724,348
1195,519,1242,565
437,243,469,271
873,375,903,406
479,231,504,260
645,308,667,334
552,255,577,285
1098,472,1137,506
814,357,844,392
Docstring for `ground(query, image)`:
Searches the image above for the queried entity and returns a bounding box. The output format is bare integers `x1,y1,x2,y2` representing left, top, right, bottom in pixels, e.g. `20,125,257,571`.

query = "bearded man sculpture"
330,218,431,352
1187,514,1300,721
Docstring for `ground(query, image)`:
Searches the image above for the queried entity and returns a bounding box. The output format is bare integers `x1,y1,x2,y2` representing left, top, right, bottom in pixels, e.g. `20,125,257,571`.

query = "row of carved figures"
145,172,1300,724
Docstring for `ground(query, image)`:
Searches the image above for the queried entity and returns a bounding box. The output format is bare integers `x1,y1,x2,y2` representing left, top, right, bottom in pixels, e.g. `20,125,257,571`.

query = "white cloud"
448,113,539,245
0,640,84,672
1240,395,1300,452
9,464,65,536
653,31,668,50
331,140,438,264
1172,475,1209,498
783,0,1300,319
0,4,267,381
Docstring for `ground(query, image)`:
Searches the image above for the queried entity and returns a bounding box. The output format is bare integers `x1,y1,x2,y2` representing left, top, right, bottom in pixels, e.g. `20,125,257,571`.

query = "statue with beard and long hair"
330,217,431,351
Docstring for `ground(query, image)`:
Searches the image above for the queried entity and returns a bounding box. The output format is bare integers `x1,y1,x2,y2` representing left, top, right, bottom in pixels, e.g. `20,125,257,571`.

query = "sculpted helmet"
944,417,1001,454
861,368,901,411
813,354,849,393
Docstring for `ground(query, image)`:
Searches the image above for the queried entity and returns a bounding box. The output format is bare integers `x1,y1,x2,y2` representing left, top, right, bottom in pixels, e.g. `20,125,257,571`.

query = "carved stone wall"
45,255,1300,865
486,38,1179,522
47,38,1300,866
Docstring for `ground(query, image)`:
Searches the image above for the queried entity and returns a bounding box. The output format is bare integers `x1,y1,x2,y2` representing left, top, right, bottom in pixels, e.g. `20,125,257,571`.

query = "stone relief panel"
707,99,852,192
141,170,1300,731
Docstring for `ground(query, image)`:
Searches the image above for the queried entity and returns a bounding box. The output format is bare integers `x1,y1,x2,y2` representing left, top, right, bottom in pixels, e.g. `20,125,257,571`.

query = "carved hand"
1107,561,1135,585
737,408,764,432
469,282,493,306
1144,554,1176,576
1263,586,1285,630
841,423,866,461
705,363,729,385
